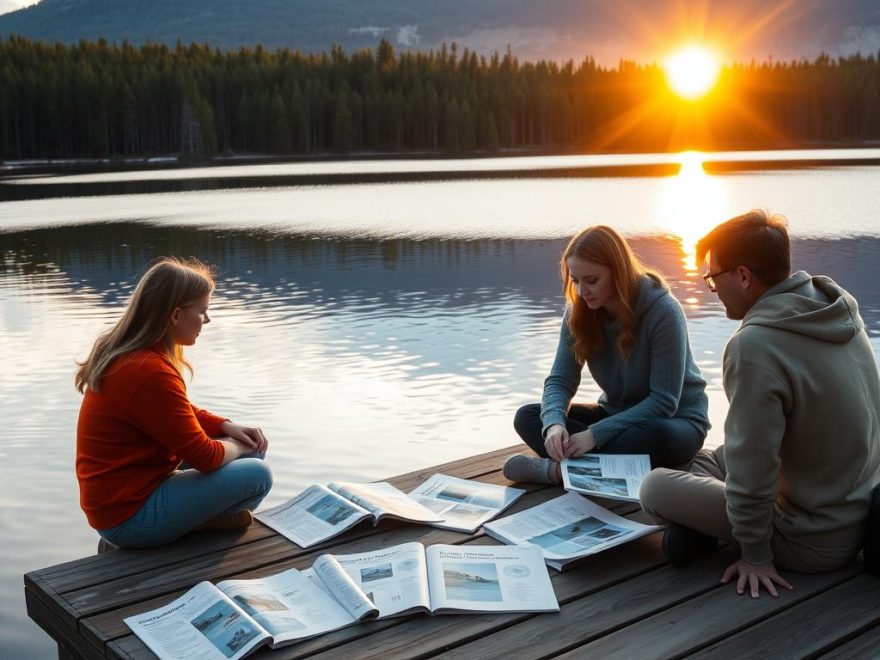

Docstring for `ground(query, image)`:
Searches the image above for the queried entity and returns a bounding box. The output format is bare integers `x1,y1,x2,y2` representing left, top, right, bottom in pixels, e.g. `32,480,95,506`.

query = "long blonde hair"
561,226,661,363
75,257,215,393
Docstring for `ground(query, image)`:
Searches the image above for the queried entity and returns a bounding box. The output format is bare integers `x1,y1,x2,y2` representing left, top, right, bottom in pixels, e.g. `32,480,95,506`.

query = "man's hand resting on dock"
721,559,794,598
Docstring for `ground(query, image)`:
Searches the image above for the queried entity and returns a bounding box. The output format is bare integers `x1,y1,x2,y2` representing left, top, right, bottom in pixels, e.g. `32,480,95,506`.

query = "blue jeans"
514,403,704,468
97,454,273,549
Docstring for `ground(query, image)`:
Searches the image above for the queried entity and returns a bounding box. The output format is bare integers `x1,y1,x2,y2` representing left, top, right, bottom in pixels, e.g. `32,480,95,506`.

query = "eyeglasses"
702,269,733,292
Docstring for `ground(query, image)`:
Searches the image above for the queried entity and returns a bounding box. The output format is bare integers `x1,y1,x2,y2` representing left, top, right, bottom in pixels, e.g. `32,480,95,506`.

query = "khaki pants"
640,446,860,573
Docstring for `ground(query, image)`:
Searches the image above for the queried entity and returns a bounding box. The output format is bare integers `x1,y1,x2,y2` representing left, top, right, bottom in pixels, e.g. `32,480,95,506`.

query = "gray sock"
503,455,560,485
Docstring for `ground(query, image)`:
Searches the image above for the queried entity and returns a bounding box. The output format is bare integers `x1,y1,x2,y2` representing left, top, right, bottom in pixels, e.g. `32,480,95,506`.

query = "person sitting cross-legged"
640,210,880,598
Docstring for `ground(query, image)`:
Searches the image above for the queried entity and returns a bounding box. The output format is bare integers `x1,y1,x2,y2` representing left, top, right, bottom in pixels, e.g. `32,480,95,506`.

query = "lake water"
2,150,880,658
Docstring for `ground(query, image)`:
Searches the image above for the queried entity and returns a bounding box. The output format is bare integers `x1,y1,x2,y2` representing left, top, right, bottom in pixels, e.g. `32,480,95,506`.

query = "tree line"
1,35,879,160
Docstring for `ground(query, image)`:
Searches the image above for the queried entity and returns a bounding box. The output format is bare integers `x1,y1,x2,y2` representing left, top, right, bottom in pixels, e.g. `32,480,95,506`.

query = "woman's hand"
565,429,597,457
544,424,570,462
220,420,269,454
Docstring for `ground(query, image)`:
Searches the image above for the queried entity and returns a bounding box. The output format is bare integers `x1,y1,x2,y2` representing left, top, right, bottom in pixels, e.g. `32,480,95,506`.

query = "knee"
513,403,541,434
637,420,704,468
255,460,273,494
238,457,274,496
639,468,677,517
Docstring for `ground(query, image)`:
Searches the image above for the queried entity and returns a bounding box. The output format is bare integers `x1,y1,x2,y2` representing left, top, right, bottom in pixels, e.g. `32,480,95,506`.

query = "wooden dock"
25,445,880,659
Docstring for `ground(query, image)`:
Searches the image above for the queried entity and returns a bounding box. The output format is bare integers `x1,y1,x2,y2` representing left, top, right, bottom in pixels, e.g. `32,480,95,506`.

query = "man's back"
722,271,880,554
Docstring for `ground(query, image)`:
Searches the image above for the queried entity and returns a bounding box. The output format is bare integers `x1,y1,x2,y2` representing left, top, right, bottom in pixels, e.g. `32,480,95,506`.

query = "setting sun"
664,46,721,100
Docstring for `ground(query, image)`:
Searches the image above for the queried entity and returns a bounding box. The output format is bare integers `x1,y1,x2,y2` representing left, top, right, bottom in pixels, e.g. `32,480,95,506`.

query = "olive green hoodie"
722,271,880,564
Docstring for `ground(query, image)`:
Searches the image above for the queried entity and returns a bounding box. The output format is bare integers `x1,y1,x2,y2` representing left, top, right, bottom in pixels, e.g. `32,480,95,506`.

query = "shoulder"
638,281,686,327
724,325,777,365
107,348,180,385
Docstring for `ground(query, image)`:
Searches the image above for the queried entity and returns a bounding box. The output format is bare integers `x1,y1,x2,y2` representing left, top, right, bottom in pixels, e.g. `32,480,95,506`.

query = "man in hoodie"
640,209,880,598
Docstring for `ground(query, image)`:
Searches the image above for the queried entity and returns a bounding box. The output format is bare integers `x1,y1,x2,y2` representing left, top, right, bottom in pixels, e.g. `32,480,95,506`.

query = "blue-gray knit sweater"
540,274,710,446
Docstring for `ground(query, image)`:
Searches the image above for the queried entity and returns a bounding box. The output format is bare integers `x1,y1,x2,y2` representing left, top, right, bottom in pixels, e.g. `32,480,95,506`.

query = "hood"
634,273,669,317
741,271,863,343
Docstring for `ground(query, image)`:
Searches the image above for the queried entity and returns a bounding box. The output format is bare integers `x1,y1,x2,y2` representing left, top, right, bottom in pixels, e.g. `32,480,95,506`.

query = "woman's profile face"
567,256,617,312
168,293,212,346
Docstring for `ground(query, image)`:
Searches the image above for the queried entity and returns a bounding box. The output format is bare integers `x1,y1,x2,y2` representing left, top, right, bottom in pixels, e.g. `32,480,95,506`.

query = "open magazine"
560,454,651,502
484,492,663,570
304,541,558,618
123,565,377,660
255,481,444,548
407,474,526,532
125,543,558,660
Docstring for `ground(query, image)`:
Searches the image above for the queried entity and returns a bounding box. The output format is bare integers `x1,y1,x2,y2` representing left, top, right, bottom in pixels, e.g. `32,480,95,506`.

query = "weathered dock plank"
689,573,880,659
552,564,863,659
815,621,880,659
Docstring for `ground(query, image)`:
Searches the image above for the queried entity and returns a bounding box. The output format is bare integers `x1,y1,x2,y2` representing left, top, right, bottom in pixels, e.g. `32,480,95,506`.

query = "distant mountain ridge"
1,0,879,63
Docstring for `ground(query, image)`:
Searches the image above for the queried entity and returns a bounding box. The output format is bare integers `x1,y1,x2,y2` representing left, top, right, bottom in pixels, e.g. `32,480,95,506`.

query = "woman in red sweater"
75,257,273,549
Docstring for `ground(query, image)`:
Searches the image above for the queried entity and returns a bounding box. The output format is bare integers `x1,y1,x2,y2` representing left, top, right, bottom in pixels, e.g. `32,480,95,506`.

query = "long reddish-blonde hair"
75,257,215,393
561,226,662,363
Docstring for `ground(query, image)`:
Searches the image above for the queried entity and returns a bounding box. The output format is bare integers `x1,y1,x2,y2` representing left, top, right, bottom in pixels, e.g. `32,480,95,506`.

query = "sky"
473,0,880,65
0,0,878,65
0,0,36,15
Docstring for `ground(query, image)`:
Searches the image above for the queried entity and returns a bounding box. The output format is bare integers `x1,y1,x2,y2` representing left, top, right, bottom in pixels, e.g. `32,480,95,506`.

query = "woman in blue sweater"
504,225,710,484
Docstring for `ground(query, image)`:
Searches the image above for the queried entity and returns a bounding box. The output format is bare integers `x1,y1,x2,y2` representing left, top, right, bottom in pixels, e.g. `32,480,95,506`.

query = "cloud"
434,26,631,62
396,25,419,47
835,25,880,56
348,26,390,38
0,0,39,16
348,24,419,48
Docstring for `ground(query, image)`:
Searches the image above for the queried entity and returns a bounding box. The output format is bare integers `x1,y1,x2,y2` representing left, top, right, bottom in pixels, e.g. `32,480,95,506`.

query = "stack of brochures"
559,453,652,502
484,491,664,570
124,542,559,660
256,475,526,547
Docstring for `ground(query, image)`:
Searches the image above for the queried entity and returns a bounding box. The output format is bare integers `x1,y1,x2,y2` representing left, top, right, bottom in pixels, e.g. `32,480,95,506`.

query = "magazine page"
254,484,371,548
328,481,444,524
311,553,381,620
320,542,432,618
124,581,269,660
424,544,559,614
300,566,331,595
484,492,663,570
408,474,526,532
560,454,651,502
215,568,365,648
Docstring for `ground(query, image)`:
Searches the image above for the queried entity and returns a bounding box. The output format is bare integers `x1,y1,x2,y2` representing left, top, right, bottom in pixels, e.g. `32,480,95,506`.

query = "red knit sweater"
76,347,226,530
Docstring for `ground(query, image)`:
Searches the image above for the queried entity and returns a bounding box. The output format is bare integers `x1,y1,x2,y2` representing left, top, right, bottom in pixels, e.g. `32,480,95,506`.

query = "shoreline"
3,146,880,204
4,141,880,173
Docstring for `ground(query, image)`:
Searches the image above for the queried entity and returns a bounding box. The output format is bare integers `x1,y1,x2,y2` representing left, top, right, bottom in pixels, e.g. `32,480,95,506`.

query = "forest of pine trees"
1,35,879,160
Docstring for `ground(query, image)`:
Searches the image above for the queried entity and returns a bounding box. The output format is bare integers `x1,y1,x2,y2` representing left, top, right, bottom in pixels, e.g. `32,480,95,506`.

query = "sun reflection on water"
656,151,732,271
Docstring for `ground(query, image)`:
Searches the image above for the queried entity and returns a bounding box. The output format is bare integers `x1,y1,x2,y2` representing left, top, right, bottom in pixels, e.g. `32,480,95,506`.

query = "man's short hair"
696,209,791,287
